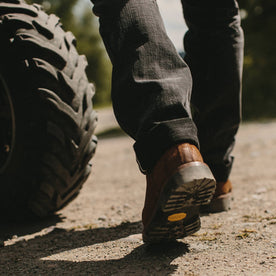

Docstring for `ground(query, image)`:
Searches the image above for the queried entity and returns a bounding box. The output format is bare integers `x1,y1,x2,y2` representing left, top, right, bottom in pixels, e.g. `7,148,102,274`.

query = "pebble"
123,204,131,209
98,216,107,221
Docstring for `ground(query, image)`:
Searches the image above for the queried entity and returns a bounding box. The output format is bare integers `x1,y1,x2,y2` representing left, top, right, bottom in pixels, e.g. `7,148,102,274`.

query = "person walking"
90,0,244,243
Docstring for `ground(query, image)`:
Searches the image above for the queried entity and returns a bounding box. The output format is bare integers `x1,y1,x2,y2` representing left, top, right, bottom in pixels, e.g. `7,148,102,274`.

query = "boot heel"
143,162,216,243
162,162,216,209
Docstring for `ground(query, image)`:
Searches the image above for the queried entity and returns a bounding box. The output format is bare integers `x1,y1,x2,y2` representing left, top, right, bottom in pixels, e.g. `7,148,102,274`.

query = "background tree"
26,0,112,106
26,1,276,118
239,0,276,119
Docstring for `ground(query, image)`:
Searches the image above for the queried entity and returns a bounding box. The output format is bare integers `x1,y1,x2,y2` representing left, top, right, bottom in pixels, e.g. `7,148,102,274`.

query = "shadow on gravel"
40,242,189,275
0,221,189,275
0,214,62,240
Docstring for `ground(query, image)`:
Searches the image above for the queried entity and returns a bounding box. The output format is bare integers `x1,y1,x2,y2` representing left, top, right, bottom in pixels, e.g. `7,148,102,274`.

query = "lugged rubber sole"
143,163,216,243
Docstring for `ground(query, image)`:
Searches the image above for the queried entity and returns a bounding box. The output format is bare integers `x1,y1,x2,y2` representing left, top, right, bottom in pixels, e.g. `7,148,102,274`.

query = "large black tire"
0,0,97,219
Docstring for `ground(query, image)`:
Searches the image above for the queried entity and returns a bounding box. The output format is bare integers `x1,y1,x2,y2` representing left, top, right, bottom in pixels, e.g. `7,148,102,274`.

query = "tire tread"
0,0,97,218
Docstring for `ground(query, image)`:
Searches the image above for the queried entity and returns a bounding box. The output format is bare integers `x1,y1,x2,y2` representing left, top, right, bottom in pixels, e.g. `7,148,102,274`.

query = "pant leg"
181,0,244,181
91,0,199,173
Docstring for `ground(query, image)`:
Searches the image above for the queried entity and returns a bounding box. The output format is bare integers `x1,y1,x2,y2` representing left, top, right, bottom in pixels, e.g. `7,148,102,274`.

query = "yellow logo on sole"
168,213,187,222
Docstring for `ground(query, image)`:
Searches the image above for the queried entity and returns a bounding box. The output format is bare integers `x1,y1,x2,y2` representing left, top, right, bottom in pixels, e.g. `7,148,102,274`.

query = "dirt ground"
0,108,275,275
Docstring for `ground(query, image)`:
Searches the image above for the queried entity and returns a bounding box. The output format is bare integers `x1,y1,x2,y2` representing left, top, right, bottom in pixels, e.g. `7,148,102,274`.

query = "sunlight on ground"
40,234,142,262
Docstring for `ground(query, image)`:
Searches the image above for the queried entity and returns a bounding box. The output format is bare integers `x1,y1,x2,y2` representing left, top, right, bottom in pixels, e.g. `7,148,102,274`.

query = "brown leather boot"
142,143,216,243
200,180,233,213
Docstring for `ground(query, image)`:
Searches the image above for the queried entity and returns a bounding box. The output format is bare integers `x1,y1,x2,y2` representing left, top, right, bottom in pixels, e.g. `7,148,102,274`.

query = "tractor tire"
0,0,97,219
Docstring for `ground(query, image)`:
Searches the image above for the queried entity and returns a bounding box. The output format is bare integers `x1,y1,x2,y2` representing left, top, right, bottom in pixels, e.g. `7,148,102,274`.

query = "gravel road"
0,108,275,275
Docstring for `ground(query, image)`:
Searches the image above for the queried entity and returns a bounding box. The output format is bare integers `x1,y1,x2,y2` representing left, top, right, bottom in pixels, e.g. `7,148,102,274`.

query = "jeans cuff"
134,118,199,174
91,0,128,17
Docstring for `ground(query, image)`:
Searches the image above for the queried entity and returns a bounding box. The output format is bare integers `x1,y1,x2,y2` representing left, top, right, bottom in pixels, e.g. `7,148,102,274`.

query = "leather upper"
142,143,204,227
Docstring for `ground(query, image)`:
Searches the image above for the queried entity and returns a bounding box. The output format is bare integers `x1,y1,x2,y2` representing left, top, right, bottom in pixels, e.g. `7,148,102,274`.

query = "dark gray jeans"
91,0,244,181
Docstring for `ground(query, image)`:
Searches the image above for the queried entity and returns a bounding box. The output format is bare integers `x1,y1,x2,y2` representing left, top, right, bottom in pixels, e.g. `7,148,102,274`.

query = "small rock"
260,261,265,265
252,194,262,200
123,204,131,209
117,210,122,215
98,216,107,221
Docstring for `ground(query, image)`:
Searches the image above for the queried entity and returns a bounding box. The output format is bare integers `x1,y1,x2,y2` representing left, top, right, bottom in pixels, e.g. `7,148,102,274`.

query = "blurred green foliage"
25,0,276,118
239,0,276,119
26,0,112,106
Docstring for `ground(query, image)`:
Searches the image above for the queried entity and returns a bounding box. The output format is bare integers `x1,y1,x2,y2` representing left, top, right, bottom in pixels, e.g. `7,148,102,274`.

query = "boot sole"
143,162,216,243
